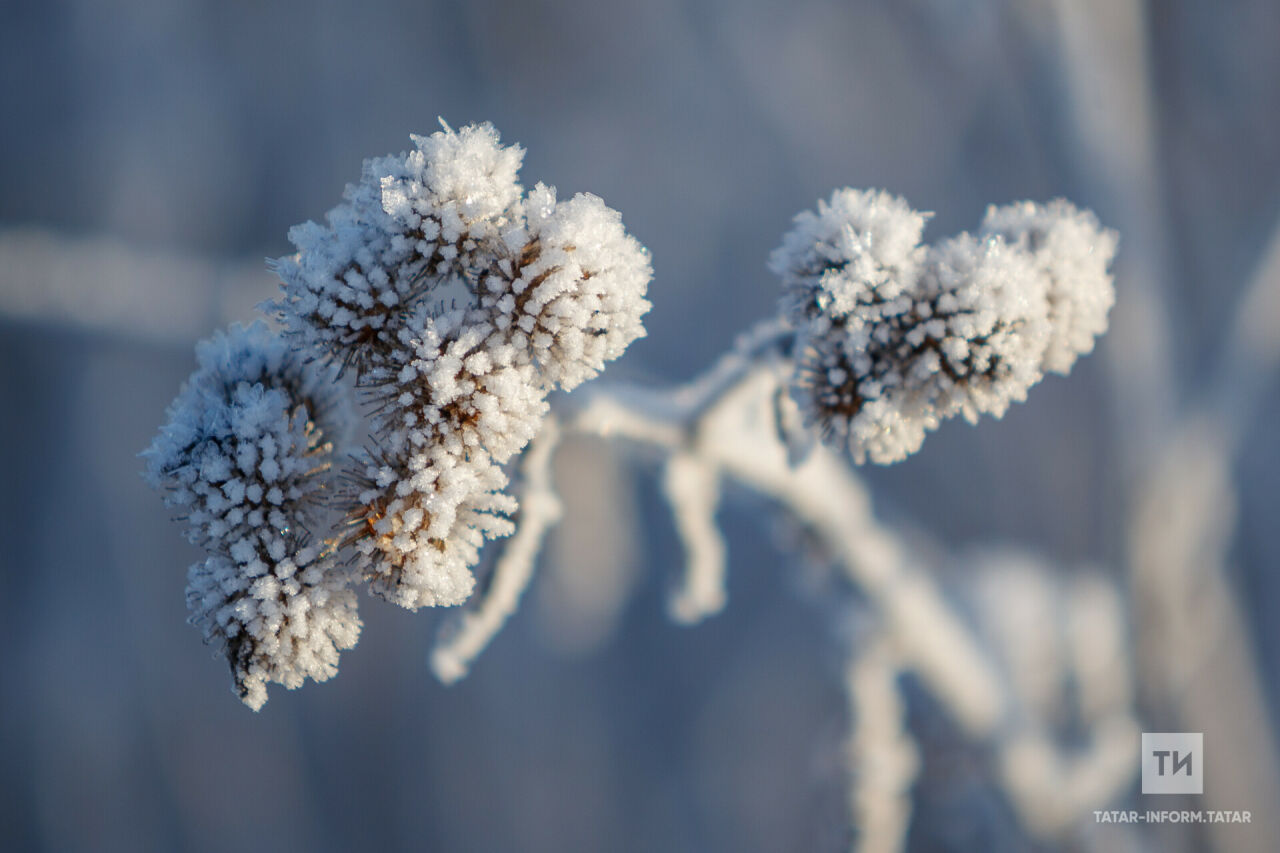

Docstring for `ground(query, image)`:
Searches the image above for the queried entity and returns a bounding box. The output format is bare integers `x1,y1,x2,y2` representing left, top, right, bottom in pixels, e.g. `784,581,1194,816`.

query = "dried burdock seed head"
270,123,651,610
775,190,1116,464
144,321,360,708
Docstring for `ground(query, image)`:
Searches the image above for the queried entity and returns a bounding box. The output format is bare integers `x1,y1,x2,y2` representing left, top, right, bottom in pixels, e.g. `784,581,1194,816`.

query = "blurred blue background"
2,1,1279,850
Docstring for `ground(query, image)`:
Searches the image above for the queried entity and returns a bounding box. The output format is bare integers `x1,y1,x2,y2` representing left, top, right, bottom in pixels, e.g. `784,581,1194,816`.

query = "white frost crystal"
772,189,1116,464
144,322,360,709
273,122,651,610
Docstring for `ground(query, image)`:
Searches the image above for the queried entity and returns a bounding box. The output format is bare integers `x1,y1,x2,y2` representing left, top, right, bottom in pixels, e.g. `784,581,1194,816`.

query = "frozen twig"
662,450,727,624
571,343,1142,843
431,417,564,684
970,555,1139,837
697,365,1008,738
845,634,918,853
568,360,1007,738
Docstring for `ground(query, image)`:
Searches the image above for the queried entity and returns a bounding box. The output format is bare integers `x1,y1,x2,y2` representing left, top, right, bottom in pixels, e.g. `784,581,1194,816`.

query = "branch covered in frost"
662,450,727,624
567,357,1007,737
845,635,918,853
568,347,1139,847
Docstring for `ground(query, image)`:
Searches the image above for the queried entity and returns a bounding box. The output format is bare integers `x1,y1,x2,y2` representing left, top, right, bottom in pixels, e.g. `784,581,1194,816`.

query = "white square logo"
1142,732,1203,795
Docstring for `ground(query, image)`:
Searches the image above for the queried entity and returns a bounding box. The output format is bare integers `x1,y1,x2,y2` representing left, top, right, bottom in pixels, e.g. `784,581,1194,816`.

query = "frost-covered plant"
143,322,360,709
772,189,1116,463
148,122,651,707
147,121,1123,851
272,123,650,613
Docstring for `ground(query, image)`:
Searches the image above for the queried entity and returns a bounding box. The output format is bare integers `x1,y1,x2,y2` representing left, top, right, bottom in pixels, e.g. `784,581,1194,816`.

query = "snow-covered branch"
567,358,1007,738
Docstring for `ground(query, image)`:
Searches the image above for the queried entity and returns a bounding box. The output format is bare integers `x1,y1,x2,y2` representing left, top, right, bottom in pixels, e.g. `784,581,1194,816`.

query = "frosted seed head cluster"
150,124,650,705
774,190,1116,464
143,321,360,709
272,123,650,611
271,123,526,373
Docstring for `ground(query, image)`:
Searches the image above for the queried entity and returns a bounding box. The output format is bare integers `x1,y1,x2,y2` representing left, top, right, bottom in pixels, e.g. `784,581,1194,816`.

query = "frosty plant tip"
775,189,1116,464
144,122,1117,713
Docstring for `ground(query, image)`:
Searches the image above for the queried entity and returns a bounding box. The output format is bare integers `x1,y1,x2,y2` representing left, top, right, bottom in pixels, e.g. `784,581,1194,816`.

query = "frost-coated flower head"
144,321,360,708
271,123,527,373
272,122,651,610
771,188,928,325
774,190,1116,464
143,321,352,550
187,545,361,711
502,184,654,390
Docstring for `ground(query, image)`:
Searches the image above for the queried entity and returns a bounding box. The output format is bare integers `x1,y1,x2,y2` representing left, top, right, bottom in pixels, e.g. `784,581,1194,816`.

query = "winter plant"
145,122,1124,850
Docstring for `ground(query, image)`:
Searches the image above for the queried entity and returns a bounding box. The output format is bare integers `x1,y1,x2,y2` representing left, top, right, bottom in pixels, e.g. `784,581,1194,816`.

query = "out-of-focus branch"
971,556,1140,837
1126,212,1280,853
0,227,274,345
1035,0,1177,464
662,450,728,624
845,633,918,853
1211,216,1280,444
1040,5,1280,848
564,334,1149,848
567,349,1007,739
1130,417,1280,852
